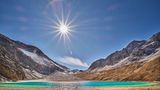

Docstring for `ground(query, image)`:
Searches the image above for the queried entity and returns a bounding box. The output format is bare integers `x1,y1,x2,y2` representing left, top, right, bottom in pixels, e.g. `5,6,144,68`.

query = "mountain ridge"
0,33,69,81
89,32,160,71
75,32,160,81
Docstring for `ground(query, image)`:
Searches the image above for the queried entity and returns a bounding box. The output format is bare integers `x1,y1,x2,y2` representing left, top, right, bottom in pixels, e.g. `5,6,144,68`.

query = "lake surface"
0,81,55,87
80,81,156,87
0,81,156,88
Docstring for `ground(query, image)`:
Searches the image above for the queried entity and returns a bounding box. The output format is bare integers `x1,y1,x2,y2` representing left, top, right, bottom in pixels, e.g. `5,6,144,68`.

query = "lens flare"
46,0,77,45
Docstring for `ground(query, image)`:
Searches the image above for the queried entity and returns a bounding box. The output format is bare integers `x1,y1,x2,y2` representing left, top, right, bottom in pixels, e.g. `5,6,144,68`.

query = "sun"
59,24,69,34
46,1,77,43
53,20,73,43
51,14,76,43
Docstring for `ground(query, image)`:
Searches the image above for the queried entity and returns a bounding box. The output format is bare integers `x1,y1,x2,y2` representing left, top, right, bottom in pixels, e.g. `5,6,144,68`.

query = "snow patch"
18,48,52,66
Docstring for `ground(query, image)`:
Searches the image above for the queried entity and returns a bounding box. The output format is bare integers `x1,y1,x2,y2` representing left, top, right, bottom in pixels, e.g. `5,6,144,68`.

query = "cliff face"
76,32,160,81
0,33,68,81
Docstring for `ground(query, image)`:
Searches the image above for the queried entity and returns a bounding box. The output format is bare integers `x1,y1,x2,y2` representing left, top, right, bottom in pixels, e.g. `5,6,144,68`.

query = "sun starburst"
46,0,78,48
49,12,76,44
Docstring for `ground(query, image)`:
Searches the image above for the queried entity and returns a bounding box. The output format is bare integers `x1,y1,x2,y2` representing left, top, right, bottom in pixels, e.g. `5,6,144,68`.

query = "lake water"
0,81,55,87
79,81,155,87
0,81,158,90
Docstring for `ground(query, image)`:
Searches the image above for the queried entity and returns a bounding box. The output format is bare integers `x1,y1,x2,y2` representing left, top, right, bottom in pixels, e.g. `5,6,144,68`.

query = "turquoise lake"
79,81,155,87
0,81,156,88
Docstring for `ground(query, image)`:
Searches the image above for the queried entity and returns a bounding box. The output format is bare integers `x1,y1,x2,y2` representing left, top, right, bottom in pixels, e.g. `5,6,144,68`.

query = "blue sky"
0,0,160,70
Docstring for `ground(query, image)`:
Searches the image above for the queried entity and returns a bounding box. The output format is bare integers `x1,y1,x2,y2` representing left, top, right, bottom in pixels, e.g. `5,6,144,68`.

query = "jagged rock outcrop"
0,33,69,81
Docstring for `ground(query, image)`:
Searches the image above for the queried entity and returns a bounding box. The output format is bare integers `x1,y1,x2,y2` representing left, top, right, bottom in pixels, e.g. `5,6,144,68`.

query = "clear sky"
0,0,160,70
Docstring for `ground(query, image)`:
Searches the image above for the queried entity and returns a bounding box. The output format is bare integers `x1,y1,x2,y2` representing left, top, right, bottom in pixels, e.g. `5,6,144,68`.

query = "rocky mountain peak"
127,40,146,48
149,32,160,42
126,40,146,53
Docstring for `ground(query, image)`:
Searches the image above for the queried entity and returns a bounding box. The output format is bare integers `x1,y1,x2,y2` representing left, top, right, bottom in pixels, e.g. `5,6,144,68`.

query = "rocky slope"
75,32,160,81
0,33,69,81
75,55,160,81
89,32,160,71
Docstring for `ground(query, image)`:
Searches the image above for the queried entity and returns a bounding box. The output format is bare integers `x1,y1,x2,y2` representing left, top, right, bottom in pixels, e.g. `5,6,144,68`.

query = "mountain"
75,55,160,81
75,32,160,81
70,69,84,74
45,71,81,81
0,33,69,81
89,32,160,71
